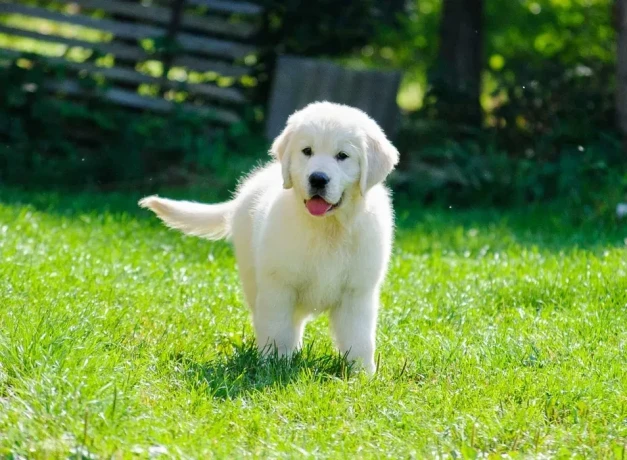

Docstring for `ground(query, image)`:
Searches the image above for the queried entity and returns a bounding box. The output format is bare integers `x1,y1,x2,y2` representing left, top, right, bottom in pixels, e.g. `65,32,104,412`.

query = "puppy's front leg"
253,281,302,357
330,290,378,375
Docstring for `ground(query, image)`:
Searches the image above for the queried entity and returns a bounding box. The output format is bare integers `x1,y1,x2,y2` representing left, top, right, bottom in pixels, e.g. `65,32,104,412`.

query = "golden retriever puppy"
139,101,399,374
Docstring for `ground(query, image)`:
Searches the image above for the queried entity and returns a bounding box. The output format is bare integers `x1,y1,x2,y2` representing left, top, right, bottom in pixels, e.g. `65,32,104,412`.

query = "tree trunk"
430,0,484,127
616,0,627,145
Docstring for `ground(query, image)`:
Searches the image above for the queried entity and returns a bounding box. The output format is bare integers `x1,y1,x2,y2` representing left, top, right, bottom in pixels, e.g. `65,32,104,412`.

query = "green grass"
1,188,626,458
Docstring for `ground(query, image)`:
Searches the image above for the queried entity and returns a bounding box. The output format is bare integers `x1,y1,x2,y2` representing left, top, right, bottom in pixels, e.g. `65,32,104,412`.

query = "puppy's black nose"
309,172,330,189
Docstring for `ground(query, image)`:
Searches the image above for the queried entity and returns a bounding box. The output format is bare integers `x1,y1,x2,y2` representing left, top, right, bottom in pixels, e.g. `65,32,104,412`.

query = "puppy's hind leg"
253,280,303,357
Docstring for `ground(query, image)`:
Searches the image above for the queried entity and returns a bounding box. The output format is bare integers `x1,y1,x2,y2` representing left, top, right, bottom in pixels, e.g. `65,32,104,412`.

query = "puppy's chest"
285,240,353,310
260,220,362,310
295,251,349,310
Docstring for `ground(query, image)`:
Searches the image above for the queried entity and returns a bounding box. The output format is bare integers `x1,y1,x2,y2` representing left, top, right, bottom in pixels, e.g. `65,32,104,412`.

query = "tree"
428,0,484,127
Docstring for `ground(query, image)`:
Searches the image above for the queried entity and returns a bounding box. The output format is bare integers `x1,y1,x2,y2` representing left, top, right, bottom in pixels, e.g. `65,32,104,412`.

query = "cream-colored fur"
139,101,399,374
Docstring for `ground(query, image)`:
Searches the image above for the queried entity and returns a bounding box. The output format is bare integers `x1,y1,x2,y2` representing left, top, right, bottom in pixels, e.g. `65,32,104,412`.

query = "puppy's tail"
138,195,235,240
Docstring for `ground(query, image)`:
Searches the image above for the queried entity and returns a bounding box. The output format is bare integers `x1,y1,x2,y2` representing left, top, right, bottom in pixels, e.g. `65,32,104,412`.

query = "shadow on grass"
177,340,355,400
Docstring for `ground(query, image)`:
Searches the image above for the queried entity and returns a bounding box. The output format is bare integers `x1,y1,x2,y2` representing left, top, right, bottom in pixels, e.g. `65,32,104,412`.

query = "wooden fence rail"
0,0,262,124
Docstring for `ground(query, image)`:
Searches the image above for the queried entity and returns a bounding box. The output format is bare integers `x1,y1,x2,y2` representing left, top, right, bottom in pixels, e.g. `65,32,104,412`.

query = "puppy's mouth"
304,194,342,216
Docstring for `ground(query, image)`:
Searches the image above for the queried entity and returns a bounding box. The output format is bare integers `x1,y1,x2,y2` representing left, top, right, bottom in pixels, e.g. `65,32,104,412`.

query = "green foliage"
490,56,615,149
1,191,626,456
0,53,267,189
256,0,404,57
251,0,405,102
359,0,614,111
0,0,622,207
486,0,615,67
394,50,624,207
395,118,626,209
383,0,623,208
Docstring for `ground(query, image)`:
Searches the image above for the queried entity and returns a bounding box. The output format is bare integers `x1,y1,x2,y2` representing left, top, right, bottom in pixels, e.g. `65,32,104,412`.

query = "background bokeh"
0,0,624,211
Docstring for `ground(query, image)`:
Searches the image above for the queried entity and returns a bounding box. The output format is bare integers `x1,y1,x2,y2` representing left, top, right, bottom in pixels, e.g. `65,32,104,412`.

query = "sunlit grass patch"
0,189,625,457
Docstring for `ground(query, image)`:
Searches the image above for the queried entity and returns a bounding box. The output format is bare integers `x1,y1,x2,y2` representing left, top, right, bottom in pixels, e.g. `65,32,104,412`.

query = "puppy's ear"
360,123,399,195
270,123,294,189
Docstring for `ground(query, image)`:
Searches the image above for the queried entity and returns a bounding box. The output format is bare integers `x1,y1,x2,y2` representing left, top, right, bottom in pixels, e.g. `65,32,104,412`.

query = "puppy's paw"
353,359,376,376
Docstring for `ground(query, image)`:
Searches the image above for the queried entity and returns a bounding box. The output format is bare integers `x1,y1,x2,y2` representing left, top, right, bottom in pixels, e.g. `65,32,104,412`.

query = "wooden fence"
0,0,263,125
0,3,404,142
266,54,402,140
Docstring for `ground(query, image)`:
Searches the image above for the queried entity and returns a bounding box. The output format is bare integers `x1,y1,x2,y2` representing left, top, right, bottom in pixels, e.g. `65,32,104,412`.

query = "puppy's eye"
302,147,312,156
336,151,349,161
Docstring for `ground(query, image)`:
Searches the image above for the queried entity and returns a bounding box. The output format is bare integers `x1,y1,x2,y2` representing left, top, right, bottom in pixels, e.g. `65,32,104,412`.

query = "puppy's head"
270,101,399,217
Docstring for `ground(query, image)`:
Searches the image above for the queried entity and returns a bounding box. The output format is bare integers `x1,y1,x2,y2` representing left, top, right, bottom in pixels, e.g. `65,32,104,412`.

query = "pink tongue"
306,197,332,216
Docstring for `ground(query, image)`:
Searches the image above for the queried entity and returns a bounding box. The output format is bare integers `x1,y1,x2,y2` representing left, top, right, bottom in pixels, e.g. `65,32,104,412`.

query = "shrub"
0,53,267,190
489,56,615,157
393,118,626,211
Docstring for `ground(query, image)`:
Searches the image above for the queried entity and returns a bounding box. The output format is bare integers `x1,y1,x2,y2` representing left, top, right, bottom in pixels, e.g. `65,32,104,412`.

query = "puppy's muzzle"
308,171,330,196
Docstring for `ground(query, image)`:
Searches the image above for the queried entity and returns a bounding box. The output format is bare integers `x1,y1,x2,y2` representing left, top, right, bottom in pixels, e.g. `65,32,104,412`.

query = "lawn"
1,188,626,458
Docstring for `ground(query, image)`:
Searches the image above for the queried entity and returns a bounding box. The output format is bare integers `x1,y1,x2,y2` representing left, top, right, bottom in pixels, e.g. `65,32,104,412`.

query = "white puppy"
139,101,399,374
